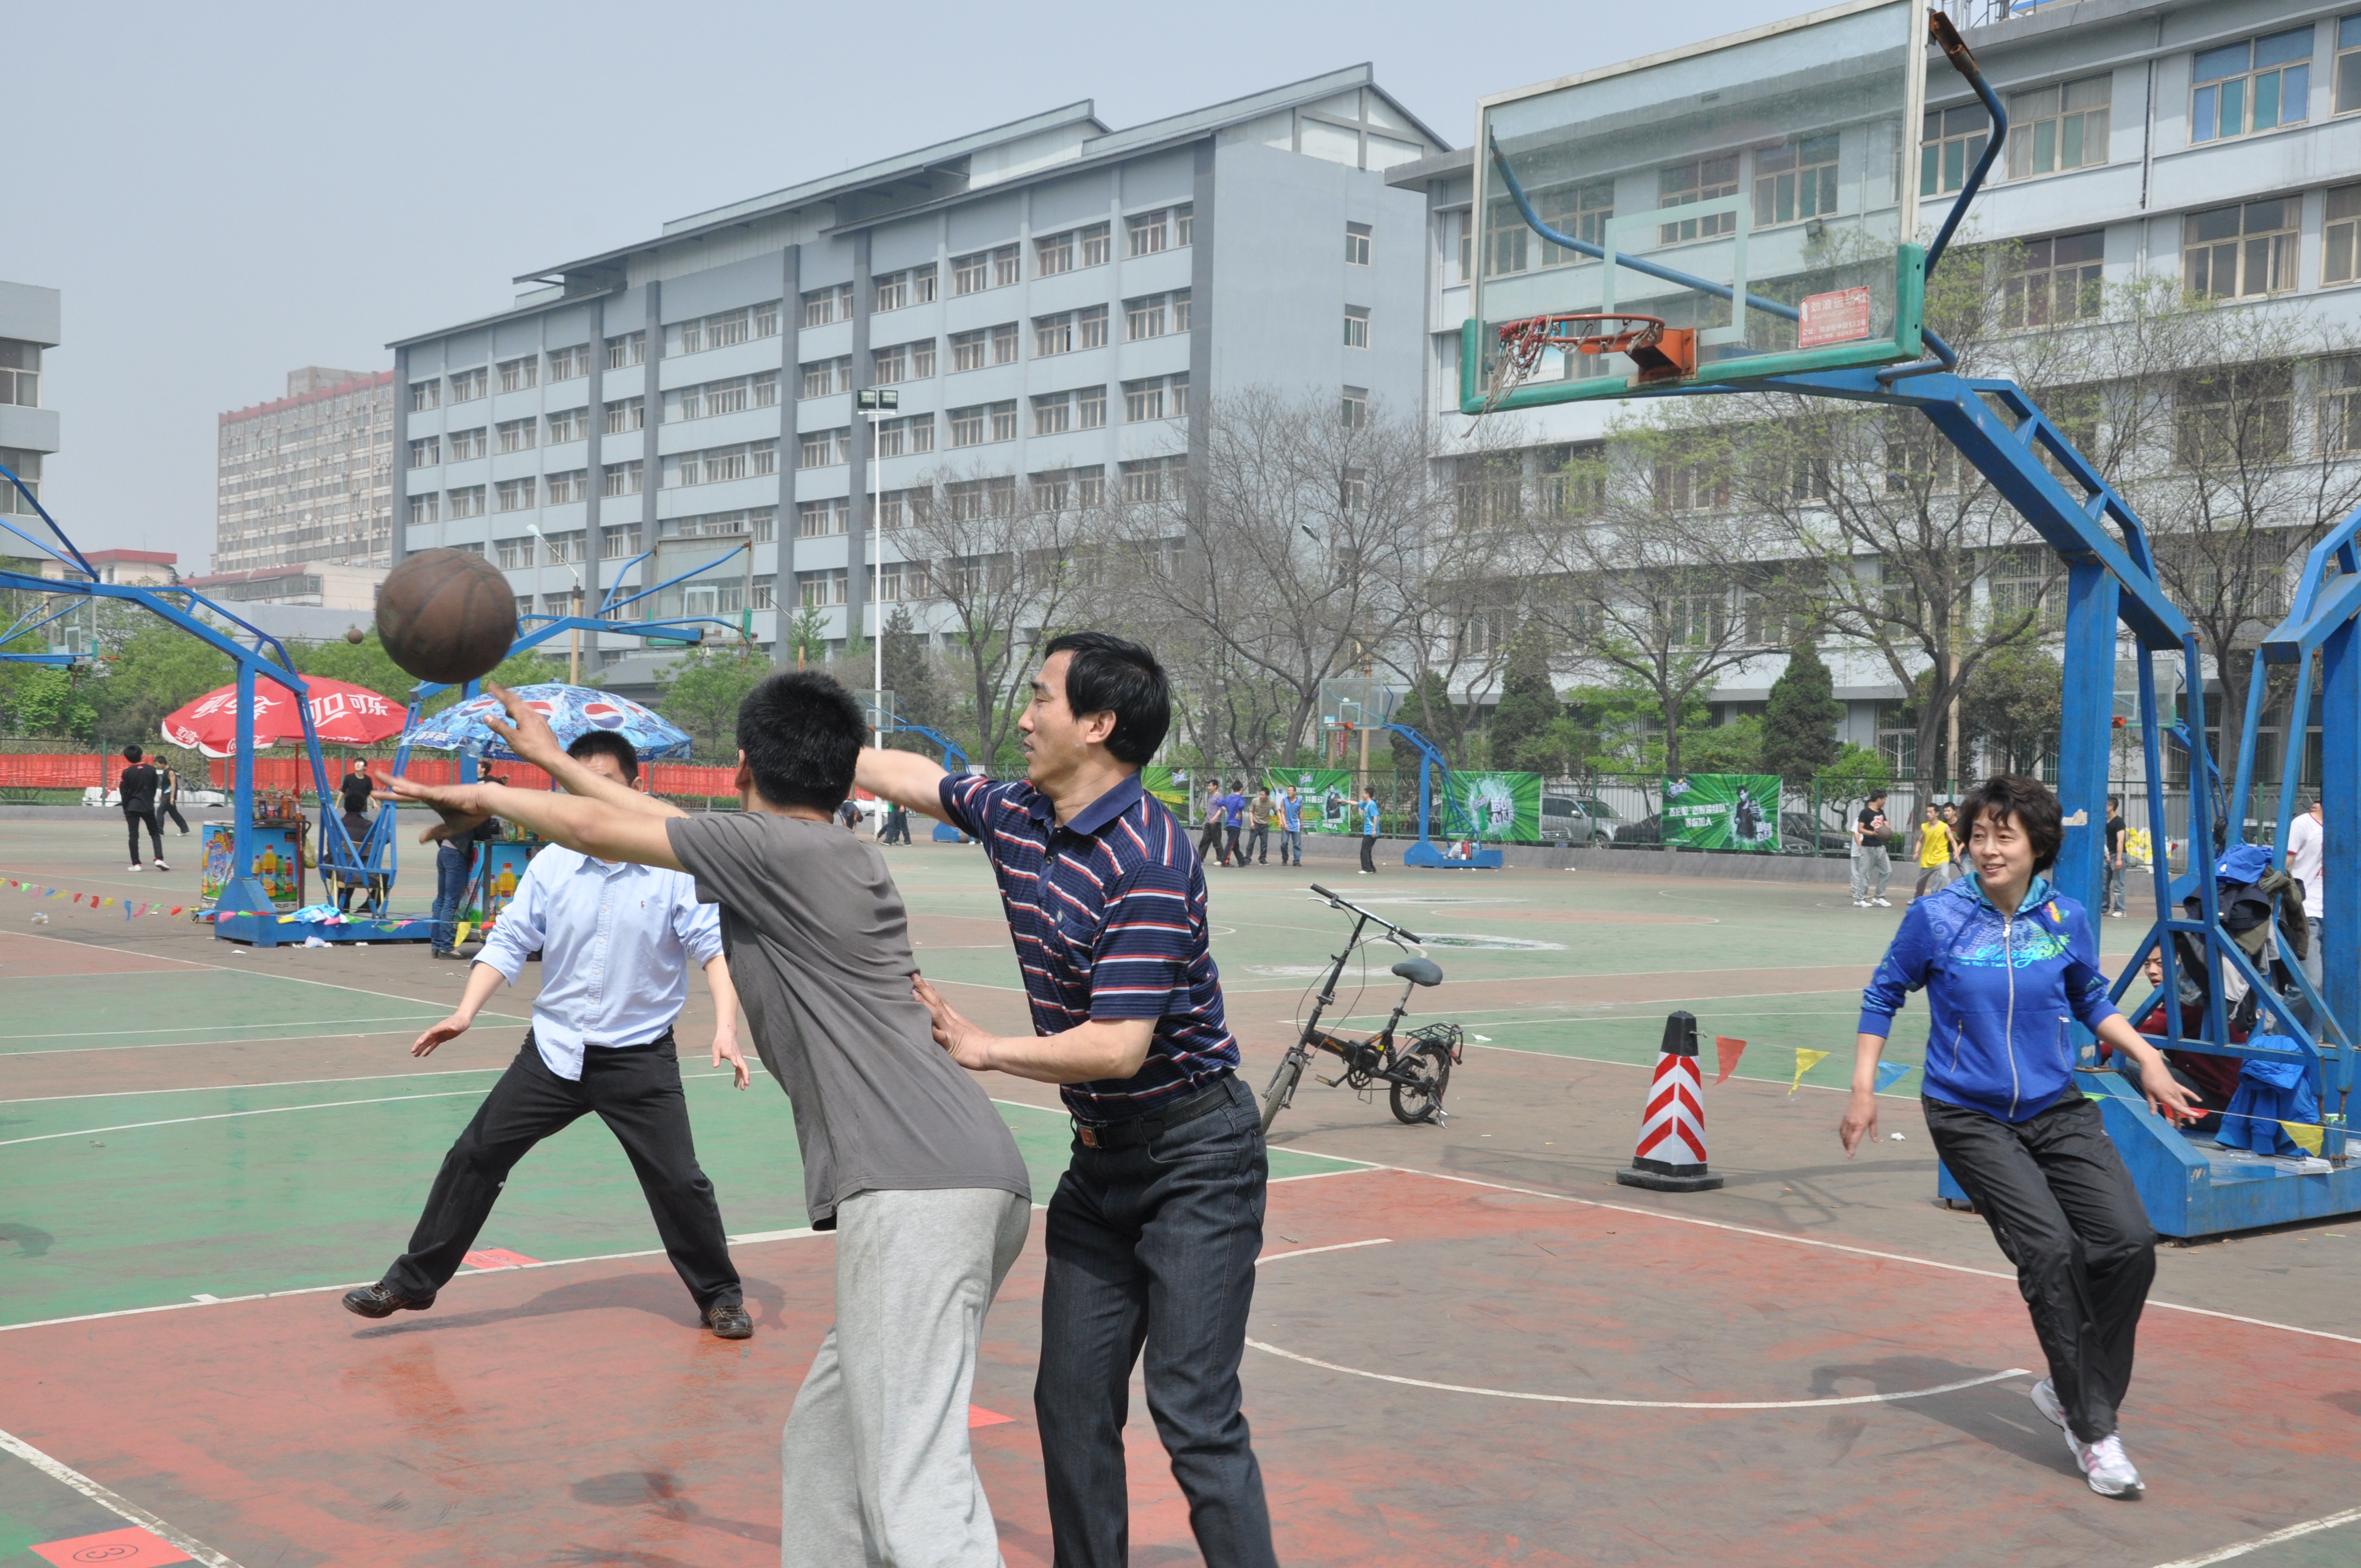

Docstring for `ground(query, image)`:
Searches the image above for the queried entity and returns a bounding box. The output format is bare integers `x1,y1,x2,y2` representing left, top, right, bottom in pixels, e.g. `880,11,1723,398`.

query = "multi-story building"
1394,0,2361,785
181,560,382,609
215,368,395,574
0,280,60,551
389,67,1445,675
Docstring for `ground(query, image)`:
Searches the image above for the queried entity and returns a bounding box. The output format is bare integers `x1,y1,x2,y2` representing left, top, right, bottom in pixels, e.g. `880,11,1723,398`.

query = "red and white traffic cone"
1615,1010,1723,1193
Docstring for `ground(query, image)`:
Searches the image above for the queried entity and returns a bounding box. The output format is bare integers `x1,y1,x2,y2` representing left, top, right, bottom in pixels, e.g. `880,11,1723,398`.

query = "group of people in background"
1194,782,1330,870
115,744,187,873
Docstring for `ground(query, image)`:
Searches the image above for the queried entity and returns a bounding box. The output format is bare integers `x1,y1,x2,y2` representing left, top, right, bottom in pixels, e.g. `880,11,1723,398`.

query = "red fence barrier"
0,754,110,790
0,753,741,800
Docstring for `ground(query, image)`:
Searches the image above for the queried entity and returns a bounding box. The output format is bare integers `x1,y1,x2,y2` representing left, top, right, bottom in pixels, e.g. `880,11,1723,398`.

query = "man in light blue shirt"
1358,788,1381,875
345,731,755,1338
1280,787,1304,867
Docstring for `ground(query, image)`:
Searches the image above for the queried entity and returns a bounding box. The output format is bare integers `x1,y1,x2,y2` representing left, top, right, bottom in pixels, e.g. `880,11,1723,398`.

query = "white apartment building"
0,280,60,552
215,368,395,573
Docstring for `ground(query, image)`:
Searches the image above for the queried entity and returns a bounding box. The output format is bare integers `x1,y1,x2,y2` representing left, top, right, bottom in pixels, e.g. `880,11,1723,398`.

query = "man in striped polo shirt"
857,630,1276,1568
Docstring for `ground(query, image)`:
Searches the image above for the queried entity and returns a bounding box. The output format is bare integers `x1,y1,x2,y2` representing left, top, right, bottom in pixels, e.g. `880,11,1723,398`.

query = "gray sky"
8,0,1764,572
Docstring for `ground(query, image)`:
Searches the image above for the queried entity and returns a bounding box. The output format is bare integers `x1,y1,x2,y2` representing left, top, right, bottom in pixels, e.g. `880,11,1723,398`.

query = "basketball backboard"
646,529,755,634
1465,0,1929,411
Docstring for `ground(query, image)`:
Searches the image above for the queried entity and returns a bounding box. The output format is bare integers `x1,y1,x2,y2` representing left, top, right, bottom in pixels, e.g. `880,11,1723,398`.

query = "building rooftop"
84,549,177,566
220,369,393,427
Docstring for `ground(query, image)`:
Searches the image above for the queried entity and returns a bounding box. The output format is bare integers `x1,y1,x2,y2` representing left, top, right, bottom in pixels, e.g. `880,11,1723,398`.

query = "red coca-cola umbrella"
160,677,407,758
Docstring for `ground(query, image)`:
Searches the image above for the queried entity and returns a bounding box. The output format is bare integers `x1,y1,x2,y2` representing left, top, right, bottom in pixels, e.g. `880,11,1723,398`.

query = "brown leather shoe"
343,1281,435,1319
704,1301,753,1340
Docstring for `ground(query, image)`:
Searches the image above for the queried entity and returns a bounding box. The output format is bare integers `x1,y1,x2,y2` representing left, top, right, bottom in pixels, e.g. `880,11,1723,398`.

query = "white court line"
2151,1506,2361,1567
0,1065,510,1106
1,1011,512,1042
1256,1238,1391,1264
0,926,505,1015
1245,1342,2032,1410
0,1425,244,1567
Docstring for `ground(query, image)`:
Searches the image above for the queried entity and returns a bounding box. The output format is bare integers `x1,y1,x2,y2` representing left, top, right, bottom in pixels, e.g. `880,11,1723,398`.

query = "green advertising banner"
1661,774,1782,852
1266,769,1362,834
1455,772,1541,843
1139,765,1190,815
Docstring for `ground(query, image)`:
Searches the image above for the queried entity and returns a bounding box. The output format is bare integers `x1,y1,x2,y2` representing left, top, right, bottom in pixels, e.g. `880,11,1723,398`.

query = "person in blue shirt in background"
1280,787,1304,867
1220,785,1248,868
1841,774,2196,1499
1358,787,1381,874
346,728,755,1340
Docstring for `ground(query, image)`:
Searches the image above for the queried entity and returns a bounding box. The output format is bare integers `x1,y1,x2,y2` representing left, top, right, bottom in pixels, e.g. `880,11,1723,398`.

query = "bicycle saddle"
1390,957,1444,988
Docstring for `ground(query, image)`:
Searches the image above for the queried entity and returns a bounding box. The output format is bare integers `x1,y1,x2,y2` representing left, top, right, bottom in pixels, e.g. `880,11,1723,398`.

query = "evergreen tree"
1488,622,1560,768
877,606,949,752
1390,669,1459,770
1761,640,1845,784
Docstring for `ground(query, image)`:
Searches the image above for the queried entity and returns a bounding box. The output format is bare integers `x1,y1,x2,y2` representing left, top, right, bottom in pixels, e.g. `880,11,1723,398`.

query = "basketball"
375,548,517,685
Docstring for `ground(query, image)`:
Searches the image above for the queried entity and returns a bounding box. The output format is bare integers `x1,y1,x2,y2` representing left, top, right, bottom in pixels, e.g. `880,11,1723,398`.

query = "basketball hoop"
1478,314,1698,419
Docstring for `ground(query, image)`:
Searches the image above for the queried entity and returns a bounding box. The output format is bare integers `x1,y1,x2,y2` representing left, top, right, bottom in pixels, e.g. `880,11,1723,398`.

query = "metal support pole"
2321,614,2357,1154
232,660,257,897
2055,560,2118,917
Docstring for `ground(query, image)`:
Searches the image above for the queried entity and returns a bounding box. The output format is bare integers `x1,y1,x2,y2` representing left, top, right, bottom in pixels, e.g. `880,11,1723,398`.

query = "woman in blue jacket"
1840,774,2197,1498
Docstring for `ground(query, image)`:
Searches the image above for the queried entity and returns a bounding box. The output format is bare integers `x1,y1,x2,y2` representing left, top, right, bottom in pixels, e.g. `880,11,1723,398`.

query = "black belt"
1072,1079,1231,1150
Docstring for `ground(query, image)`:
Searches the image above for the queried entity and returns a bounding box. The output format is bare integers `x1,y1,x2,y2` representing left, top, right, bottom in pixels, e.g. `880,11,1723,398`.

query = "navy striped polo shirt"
939,770,1239,1121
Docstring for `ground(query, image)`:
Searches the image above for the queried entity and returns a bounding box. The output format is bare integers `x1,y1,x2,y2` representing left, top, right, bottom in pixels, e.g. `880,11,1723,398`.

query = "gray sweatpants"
781,1185,1032,1567
1852,845,1891,902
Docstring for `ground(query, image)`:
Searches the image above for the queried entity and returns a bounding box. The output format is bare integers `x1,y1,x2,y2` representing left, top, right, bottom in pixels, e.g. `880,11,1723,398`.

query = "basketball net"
1466,314,1671,434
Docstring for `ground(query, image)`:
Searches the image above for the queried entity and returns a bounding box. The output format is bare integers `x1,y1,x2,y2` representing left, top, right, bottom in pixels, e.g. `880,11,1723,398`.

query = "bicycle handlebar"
1307,883,1422,945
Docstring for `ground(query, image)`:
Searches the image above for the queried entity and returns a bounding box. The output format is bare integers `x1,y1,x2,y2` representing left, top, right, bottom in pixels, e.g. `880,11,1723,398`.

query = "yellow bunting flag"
1790,1048,1830,1095
454,922,473,946
2282,1121,2326,1157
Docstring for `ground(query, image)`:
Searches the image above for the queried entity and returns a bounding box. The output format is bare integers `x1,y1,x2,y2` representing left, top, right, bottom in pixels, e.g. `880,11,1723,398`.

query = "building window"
950,329,988,373
1341,385,1368,428
799,567,849,607
1341,466,1369,512
2326,184,2361,284
495,477,537,512
547,344,589,382
1656,461,1730,513
1535,182,1613,266
2194,28,2315,142
948,406,984,447
1125,291,1188,341
448,427,487,461
952,245,1020,295
2174,367,2292,467
497,356,538,394
874,265,938,313
802,284,855,327
989,401,1018,442
1036,228,1078,275
546,470,587,505
667,439,778,487
1985,547,2063,633
409,378,440,411
546,407,589,444
1659,154,1739,244
604,330,646,368
407,493,440,526
1123,374,1188,422
604,396,645,434
797,498,850,537
600,522,645,558
2339,14,2361,113
542,529,585,563
798,358,851,400
874,339,935,382
877,487,931,529
1343,305,1370,349
2001,231,2104,328
1127,204,1191,257
496,418,537,454
2183,199,2297,298
407,437,440,469
2007,75,2111,178
661,372,775,420
659,507,768,542
1345,221,1372,265
799,428,851,468
601,460,644,497
666,303,780,357
2320,357,2361,452
873,413,935,458
449,367,488,403
448,484,486,518
1120,455,1185,503
1752,134,1838,227
991,322,1019,365
1033,391,1071,435
1921,105,1991,197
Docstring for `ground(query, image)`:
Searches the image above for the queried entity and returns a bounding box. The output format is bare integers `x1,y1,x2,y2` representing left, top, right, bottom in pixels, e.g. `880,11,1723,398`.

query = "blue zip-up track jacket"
1858,873,2121,1123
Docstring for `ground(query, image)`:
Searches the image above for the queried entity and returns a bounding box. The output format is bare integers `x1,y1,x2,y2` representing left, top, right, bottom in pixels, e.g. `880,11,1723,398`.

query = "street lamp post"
856,386,900,750
526,521,585,685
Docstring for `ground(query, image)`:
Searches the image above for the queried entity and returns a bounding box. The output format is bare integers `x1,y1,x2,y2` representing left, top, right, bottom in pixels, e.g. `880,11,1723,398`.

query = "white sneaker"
2031,1378,2069,1433
154,859,170,872
2108,911,2124,918
2067,1430,2144,1496
128,864,142,873
1873,897,1891,907
1852,899,1868,907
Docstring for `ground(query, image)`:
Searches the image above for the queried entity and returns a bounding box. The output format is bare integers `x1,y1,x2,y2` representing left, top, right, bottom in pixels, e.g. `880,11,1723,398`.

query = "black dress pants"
383,1030,742,1312
1359,831,1377,872
1922,1093,2156,1442
124,807,162,863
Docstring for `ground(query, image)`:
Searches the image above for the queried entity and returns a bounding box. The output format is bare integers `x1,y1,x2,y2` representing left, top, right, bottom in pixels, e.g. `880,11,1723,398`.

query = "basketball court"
3,816,2356,1567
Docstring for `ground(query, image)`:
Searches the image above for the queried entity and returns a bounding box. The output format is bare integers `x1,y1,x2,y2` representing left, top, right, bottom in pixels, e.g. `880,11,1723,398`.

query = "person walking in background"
1852,788,1891,908
1280,787,1304,867
1358,787,1381,875
2103,796,2128,918
118,745,167,873
156,760,191,836
1198,782,1226,865
1911,803,1952,900
1246,787,1271,866
1220,784,1248,868
431,812,500,960
1844,774,2196,1498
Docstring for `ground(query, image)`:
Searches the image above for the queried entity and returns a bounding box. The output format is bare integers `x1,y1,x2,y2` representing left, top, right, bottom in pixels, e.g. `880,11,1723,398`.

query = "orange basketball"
375,548,517,685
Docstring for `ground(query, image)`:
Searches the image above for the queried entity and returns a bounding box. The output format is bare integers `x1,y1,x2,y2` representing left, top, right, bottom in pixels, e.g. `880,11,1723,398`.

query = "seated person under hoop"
2101,949,2244,1136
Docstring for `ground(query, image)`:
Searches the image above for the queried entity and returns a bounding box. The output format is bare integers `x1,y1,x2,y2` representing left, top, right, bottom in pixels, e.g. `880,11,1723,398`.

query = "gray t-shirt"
666,812,1029,1228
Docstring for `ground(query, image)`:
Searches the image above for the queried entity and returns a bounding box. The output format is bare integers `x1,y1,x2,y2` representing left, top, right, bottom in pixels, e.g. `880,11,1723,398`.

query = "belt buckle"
1076,1123,1100,1148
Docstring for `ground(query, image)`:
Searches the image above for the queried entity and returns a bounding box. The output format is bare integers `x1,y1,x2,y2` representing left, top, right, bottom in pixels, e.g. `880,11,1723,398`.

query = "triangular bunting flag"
1713,1035,1748,1086
1873,1060,1916,1095
454,922,473,946
2281,1121,2326,1156
1789,1048,1830,1095
123,902,133,922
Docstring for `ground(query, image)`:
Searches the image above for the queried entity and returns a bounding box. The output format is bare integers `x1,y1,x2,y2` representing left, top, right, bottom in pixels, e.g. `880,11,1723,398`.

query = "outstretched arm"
856,747,953,821
912,975,1154,1084
477,684,687,821
379,774,682,870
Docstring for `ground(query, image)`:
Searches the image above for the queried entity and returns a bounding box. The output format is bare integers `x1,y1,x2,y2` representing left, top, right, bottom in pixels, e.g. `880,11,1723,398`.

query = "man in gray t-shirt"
383,678,1030,1568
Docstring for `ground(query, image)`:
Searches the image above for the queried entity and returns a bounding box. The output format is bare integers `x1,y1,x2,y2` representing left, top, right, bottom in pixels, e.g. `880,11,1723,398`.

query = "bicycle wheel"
1389,1041,1452,1125
1261,1050,1308,1134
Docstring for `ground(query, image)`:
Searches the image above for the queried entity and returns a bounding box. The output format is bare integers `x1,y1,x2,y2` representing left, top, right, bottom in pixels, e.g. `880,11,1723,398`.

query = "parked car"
1614,812,1667,847
1539,793,1616,846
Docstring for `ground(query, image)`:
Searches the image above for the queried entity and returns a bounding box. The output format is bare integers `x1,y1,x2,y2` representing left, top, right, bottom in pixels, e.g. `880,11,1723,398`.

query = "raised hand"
478,684,567,770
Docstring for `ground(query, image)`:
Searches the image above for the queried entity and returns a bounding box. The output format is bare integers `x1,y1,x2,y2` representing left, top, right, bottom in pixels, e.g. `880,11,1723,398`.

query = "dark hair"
1960,774,2064,872
1042,631,1169,766
122,744,143,763
736,671,864,813
2108,794,2121,807
567,729,640,785
1867,788,1887,802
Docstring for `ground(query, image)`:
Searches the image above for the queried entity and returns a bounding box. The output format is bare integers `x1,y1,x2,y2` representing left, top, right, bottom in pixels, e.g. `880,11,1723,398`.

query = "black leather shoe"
705,1302,753,1340
343,1281,435,1319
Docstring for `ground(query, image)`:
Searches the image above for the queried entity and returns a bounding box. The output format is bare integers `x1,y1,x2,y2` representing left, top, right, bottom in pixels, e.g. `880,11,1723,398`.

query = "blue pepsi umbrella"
401,683,694,761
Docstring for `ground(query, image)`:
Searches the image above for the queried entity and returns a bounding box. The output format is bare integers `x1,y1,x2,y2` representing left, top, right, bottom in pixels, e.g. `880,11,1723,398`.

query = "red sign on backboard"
1799,287,1874,347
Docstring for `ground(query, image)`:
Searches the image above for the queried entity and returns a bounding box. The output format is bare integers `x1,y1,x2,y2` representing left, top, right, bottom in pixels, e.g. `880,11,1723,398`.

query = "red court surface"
3,1166,2355,1567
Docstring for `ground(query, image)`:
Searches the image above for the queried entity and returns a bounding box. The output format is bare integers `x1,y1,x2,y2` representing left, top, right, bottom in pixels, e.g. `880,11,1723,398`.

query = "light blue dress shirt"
475,845,724,1080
